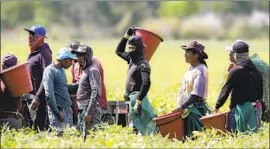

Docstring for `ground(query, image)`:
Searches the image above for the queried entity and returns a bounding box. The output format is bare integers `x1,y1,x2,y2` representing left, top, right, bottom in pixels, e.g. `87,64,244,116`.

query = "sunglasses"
29,31,39,37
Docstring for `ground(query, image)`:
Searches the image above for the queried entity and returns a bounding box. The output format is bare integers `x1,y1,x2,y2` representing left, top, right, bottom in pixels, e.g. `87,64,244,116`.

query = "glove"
124,93,130,101
133,100,142,115
124,27,135,39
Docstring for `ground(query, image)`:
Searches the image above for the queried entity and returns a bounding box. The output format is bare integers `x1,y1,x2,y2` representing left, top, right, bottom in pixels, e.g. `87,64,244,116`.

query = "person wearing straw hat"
43,47,76,136
213,40,263,133
0,54,23,130
115,27,157,135
71,45,102,140
172,40,211,138
24,24,52,131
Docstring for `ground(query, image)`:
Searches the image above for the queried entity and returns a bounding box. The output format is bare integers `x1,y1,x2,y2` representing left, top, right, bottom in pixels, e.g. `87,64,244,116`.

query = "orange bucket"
0,62,33,97
134,28,163,61
200,112,228,133
153,112,184,141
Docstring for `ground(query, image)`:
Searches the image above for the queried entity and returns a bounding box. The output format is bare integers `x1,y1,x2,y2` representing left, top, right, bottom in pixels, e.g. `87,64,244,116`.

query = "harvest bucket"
134,28,163,61
200,112,228,133
153,112,184,140
0,62,33,97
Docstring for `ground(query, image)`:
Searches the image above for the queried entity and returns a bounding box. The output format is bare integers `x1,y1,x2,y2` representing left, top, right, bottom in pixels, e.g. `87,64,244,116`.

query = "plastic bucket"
134,28,163,61
153,112,184,140
0,62,33,97
200,112,228,133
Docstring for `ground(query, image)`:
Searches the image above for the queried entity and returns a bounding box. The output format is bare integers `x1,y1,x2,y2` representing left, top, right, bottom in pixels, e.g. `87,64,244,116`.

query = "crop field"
1,38,269,148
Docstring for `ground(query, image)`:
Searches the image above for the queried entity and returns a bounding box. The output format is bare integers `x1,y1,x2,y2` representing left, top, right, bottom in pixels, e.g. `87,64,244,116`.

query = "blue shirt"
43,63,72,118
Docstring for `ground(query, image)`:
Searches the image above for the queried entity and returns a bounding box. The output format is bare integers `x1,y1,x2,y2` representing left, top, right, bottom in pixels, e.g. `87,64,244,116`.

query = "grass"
1,37,269,148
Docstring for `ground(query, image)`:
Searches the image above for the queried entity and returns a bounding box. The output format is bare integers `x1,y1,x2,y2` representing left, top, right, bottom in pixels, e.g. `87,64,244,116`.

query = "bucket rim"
134,27,164,42
0,62,30,75
200,112,228,120
153,112,181,121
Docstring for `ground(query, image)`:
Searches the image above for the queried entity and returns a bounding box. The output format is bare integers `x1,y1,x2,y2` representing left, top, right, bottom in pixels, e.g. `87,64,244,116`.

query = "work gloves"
133,100,142,115
124,27,135,39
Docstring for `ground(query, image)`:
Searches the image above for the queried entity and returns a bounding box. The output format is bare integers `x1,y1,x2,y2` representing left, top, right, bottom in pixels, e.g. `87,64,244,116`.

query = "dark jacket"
27,43,52,101
0,82,21,113
116,37,151,101
215,59,263,109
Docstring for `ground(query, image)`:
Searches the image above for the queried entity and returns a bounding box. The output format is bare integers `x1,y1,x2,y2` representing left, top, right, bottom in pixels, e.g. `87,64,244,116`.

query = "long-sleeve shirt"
27,43,52,101
43,64,72,118
76,64,101,115
71,56,108,109
115,37,151,101
215,60,263,109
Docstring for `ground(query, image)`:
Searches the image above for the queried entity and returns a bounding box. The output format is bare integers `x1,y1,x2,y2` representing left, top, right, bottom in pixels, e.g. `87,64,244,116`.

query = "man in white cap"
214,40,263,133
43,47,76,135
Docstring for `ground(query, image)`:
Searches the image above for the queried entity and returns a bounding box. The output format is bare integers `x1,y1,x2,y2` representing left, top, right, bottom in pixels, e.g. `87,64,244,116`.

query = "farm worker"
0,54,23,129
68,41,108,127
24,24,52,131
172,40,211,138
115,27,157,135
213,40,263,133
43,47,75,135
69,41,108,110
226,40,269,123
71,45,102,140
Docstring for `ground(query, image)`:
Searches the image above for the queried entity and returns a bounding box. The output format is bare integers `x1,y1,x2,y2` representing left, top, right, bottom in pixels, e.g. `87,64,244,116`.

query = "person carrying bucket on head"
24,24,52,131
115,27,157,135
71,45,102,140
0,54,23,130
172,40,211,138
67,41,108,126
213,40,263,133
43,47,75,136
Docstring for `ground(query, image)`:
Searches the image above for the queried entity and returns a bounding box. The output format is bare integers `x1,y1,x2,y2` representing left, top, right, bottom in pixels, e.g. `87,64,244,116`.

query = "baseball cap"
71,45,92,55
225,39,249,53
67,41,81,50
24,24,47,38
2,53,18,69
56,47,77,60
181,40,208,59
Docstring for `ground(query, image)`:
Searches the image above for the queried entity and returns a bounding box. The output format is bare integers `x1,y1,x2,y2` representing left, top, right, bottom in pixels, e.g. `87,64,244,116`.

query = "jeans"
48,107,73,133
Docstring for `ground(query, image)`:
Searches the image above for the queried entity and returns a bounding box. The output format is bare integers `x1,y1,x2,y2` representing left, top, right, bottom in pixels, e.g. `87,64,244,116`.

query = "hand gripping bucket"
134,28,163,61
153,112,184,141
200,112,228,133
0,62,33,97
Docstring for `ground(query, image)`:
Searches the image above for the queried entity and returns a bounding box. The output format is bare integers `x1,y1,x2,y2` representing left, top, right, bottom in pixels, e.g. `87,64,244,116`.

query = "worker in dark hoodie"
24,24,52,131
115,27,157,134
71,45,102,140
0,54,22,130
213,40,263,133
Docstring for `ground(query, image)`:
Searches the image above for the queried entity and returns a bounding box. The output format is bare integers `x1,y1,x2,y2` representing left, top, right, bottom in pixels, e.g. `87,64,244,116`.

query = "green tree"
213,1,254,15
158,1,200,18
1,1,36,28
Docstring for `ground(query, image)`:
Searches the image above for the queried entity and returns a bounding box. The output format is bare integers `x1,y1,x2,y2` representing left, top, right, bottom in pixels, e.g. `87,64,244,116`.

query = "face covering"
234,52,249,63
127,35,144,60
29,36,44,52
